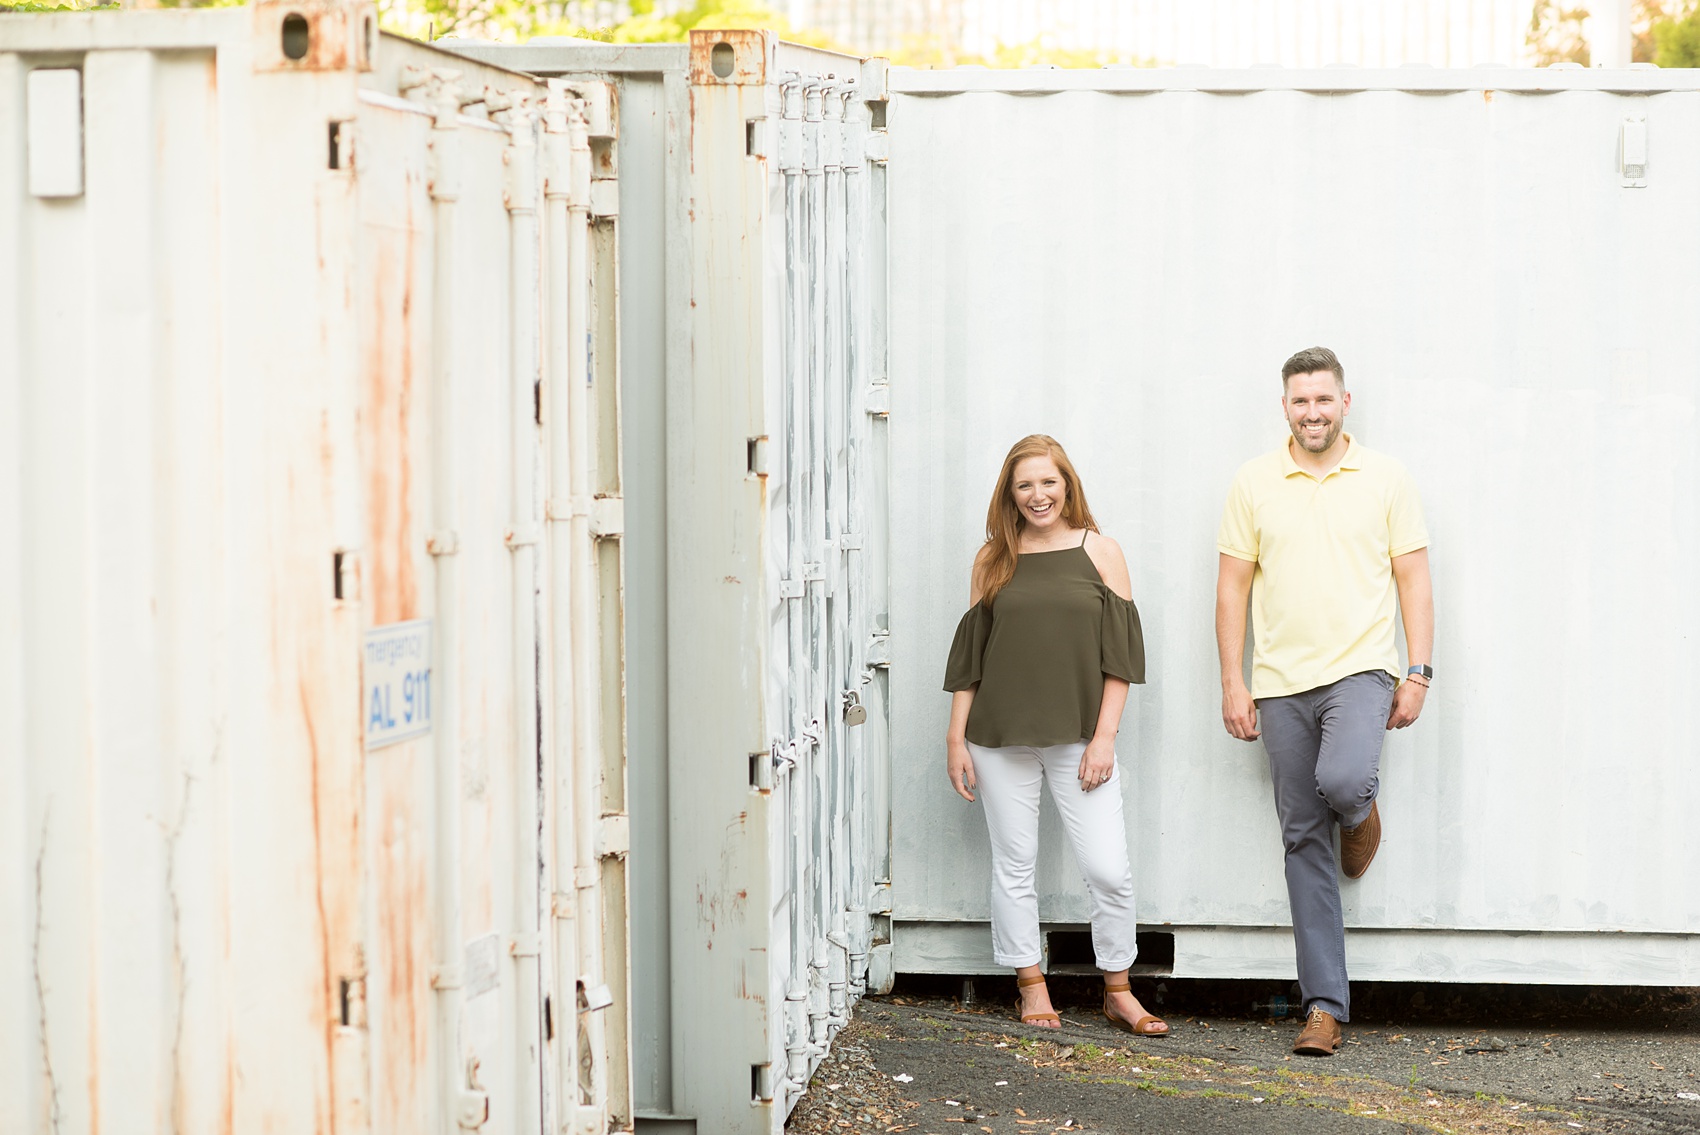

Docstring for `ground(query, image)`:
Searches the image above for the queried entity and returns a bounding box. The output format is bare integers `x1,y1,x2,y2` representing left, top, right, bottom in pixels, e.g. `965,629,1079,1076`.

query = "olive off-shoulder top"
942,537,1146,748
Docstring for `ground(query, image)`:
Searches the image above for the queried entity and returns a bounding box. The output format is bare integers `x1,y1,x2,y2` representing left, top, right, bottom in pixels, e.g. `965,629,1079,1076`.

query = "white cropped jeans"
969,740,1140,970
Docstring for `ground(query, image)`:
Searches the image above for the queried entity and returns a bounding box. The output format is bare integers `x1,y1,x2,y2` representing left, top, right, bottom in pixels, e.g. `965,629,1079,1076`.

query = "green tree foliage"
1650,1,1700,63
889,33,1151,68
1526,0,1700,66
381,0,843,49
1526,0,1590,65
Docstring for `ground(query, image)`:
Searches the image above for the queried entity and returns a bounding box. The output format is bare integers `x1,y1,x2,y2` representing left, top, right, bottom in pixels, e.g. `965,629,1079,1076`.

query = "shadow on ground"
784,977,1700,1134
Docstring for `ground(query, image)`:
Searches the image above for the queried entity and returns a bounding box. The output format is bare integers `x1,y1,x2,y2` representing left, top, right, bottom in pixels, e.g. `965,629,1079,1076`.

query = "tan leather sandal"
1103,980,1169,1037
1015,974,1061,1027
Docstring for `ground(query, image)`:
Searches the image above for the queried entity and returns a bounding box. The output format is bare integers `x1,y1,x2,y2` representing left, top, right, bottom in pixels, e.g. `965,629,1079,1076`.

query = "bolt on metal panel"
2,10,629,1134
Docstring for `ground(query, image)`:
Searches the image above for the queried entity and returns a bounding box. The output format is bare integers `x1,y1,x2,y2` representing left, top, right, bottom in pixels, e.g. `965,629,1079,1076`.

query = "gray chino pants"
1257,670,1397,1023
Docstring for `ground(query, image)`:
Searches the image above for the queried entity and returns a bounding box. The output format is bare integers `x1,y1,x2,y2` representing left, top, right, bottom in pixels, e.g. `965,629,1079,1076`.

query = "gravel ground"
785,978,1700,1135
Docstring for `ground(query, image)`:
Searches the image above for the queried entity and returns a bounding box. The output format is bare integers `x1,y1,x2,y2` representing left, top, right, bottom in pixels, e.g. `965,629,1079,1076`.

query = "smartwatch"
1406,664,1433,680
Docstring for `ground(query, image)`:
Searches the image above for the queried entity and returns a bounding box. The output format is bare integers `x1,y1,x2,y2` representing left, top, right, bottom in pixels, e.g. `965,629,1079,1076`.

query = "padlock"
842,689,867,727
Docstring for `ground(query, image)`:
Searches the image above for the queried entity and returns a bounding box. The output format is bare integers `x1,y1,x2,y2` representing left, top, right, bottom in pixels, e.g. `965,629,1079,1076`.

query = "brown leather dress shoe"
1293,1007,1342,1056
1340,799,1381,879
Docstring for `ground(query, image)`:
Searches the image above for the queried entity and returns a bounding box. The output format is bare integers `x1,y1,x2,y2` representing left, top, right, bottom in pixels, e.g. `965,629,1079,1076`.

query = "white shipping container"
14,9,1700,1135
1,8,633,1133
447,30,895,1133
885,65,1700,986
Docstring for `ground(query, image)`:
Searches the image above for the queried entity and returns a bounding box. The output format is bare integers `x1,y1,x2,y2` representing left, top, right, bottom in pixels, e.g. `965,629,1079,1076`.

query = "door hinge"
596,813,630,858
866,631,891,667
591,496,624,538
590,178,619,218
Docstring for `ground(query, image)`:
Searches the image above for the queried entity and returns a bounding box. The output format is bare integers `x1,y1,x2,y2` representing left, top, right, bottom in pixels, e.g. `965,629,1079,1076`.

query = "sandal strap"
1016,974,1048,989
1020,1012,1061,1023
1103,981,1131,993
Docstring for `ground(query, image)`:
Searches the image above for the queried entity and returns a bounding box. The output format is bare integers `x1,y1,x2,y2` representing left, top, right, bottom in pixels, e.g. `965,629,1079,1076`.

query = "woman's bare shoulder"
1084,531,1132,600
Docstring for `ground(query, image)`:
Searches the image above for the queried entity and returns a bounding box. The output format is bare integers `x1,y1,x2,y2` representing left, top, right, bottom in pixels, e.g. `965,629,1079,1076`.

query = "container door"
669,30,891,1133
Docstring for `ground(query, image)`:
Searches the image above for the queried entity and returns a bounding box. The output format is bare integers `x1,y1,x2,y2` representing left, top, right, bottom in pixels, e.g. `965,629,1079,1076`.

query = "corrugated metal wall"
411,28,899,1135
669,31,892,1132
885,66,1700,985
1,9,632,1132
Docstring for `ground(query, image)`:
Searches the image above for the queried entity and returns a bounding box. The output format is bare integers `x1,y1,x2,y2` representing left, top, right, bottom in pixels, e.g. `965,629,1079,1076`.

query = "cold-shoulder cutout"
1082,531,1133,601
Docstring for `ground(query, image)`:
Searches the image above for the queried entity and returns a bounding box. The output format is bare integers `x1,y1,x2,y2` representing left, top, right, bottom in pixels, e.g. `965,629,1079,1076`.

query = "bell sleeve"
1100,593,1147,685
943,605,993,691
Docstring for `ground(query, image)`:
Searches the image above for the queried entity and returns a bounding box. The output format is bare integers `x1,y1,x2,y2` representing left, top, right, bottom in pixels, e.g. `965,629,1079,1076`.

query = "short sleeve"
1387,467,1430,557
1099,594,1147,685
943,605,993,691
1216,470,1259,562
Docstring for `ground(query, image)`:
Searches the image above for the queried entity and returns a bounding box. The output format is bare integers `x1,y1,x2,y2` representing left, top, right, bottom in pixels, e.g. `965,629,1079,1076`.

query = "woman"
943,434,1167,1036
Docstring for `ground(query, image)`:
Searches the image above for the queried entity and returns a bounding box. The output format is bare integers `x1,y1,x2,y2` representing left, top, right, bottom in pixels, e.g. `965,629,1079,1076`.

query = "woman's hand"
1078,735,1116,793
946,737,977,802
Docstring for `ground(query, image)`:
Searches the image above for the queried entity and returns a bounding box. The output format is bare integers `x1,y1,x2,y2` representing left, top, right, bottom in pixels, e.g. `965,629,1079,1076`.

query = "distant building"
552,1,1641,69
786,0,1541,66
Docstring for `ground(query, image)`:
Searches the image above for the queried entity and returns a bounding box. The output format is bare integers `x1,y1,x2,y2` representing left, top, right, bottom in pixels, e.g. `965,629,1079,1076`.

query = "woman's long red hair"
973,435,1098,608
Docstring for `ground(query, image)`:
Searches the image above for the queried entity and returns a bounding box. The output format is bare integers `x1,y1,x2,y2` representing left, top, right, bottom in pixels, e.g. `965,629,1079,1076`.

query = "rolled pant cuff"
1339,803,1374,829
1307,1000,1349,1023
994,951,1044,969
1095,953,1139,972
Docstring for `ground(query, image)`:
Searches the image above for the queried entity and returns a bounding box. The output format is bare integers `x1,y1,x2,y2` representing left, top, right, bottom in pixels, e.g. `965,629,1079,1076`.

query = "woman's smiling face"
1010,454,1067,532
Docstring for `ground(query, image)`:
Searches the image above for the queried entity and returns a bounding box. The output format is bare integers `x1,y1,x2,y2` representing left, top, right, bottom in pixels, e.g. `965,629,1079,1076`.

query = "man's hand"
1387,680,1427,729
946,737,977,802
1222,682,1261,741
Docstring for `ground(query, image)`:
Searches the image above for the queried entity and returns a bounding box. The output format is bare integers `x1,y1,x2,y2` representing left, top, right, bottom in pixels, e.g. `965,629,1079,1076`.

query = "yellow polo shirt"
1217,435,1428,699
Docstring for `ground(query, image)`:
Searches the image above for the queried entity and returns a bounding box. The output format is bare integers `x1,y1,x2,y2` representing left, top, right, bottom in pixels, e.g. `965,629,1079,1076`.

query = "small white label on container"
464,934,501,999
28,69,84,199
364,619,432,749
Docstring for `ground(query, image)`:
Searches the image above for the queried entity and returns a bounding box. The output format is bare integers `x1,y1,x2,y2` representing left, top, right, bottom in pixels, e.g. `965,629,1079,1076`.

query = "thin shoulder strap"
1080,527,1091,548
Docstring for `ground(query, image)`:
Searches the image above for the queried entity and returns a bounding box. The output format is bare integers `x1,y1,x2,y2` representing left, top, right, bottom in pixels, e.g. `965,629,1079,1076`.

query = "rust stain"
689,27,769,86
371,745,429,1130
1483,89,1495,104
362,219,421,625
252,0,351,72
87,987,98,1135
298,675,338,1133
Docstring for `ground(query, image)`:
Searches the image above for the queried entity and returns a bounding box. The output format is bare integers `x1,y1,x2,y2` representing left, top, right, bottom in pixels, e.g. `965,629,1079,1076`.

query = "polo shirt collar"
1282,433,1361,479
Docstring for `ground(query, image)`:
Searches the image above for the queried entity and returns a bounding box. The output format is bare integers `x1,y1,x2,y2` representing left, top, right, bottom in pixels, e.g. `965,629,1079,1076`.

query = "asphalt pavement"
784,978,1700,1135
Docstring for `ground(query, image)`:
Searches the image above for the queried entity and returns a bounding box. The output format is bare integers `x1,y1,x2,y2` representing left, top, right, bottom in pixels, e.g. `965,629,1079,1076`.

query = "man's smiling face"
1282,369,1350,455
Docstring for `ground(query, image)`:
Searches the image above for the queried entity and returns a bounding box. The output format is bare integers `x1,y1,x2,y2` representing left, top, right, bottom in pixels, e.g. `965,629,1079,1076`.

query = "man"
1215,346,1434,1057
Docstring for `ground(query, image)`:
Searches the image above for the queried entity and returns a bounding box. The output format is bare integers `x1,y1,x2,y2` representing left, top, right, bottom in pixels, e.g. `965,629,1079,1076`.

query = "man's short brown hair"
1281,346,1344,388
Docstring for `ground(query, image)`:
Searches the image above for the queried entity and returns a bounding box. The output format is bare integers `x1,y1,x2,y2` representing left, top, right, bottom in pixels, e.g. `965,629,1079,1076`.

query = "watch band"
1407,664,1434,680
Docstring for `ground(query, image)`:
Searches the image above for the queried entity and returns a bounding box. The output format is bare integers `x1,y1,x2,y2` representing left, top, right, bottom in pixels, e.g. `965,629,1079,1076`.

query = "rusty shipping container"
444,30,897,1133
2,6,634,1132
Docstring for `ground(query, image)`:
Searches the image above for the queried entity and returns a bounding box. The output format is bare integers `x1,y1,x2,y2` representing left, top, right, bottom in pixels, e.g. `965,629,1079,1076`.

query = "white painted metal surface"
885,66,1700,985
1,10,631,1132
446,36,898,1131
667,29,891,1133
